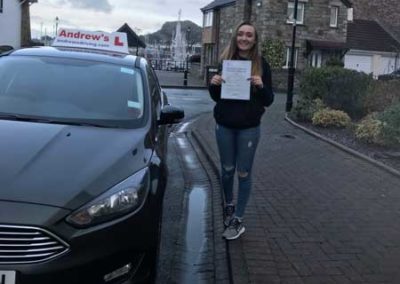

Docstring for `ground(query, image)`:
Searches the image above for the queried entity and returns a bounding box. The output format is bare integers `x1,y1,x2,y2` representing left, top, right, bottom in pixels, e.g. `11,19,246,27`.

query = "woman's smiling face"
236,24,256,53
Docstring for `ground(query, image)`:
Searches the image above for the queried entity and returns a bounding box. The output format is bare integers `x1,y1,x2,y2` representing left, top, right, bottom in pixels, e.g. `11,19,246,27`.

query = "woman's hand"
210,75,224,86
250,75,264,88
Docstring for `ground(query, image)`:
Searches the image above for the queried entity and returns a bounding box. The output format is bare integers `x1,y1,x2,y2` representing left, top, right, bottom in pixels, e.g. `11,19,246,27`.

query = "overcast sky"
30,0,210,39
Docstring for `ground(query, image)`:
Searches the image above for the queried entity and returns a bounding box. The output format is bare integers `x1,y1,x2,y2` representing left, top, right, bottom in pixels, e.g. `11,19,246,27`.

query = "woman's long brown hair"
220,21,262,76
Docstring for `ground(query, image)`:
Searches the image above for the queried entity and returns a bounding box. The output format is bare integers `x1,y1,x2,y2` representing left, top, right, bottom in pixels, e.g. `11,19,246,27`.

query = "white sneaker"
222,217,245,240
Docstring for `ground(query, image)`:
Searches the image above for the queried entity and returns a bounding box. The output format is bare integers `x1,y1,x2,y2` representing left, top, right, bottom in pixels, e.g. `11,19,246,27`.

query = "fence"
148,59,191,72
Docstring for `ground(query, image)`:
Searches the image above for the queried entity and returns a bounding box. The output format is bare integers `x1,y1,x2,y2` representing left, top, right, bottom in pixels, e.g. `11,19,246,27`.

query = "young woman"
209,22,274,240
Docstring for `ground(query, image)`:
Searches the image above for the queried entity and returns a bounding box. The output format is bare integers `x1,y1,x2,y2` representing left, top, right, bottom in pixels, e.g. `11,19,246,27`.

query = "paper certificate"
221,60,252,100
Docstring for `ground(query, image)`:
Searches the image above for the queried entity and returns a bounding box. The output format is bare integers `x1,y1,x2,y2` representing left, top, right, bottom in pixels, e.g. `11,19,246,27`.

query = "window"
146,66,161,122
284,47,299,68
287,2,305,24
0,0,3,13
310,51,322,67
347,7,354,21
330,6,339,27
205,44,214,65
203,11,213,27
0,56,145,128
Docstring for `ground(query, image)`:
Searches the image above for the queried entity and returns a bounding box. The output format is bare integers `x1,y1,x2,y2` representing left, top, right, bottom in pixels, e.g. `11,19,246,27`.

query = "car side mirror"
158,105,184,125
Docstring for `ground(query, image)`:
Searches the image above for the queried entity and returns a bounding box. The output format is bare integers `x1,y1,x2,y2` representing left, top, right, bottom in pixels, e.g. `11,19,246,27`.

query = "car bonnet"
0,120,152,210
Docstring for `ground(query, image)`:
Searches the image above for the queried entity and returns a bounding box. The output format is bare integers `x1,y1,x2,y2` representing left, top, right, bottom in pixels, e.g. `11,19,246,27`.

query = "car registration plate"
0,271,16,284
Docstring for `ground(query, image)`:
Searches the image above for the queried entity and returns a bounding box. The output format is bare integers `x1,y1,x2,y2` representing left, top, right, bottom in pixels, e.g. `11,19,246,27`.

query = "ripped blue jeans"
215,124,260,218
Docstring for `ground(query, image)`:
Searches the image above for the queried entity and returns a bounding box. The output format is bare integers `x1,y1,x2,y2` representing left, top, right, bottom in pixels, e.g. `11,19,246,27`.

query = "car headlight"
66,167,150,227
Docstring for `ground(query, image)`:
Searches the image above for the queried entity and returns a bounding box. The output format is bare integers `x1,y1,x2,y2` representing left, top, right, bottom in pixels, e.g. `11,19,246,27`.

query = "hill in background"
141,20,202,45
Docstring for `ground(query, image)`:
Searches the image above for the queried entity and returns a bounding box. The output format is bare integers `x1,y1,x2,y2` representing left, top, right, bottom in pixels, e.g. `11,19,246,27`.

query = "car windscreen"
0,56,146,128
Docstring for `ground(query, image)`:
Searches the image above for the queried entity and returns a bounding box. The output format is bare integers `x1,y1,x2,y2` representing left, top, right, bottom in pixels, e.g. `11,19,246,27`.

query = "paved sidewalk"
191,93,400,283
156,70,206,88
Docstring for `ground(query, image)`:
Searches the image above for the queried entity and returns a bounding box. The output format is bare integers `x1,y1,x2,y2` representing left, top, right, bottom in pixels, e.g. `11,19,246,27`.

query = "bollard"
183,70,188,86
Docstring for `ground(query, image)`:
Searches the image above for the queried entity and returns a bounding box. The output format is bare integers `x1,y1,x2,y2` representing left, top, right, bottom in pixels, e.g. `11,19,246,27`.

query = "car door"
146,65,167,160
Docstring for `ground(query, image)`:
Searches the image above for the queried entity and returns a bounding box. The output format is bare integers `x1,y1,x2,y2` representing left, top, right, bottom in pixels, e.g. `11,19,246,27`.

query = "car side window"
147,66,161,120
148,68,161,100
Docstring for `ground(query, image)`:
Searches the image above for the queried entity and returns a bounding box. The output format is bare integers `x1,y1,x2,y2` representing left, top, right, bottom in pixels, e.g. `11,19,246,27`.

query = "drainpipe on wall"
214,9,220,65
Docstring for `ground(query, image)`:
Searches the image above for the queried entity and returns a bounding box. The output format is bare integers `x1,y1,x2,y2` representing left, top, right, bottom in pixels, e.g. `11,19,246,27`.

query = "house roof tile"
201,0,235,12
307,40,347,50
347,19,400,52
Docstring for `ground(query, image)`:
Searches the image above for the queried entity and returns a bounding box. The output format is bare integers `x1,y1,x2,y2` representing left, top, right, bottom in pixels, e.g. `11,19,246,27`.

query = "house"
200,0,353,72
201,0,235,69
0,0,37,50
345,19,400,77
116,23,146,55
350,0,400,43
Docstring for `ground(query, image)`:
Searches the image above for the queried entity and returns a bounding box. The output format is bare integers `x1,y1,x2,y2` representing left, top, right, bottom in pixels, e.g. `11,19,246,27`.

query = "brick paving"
190,92,400,283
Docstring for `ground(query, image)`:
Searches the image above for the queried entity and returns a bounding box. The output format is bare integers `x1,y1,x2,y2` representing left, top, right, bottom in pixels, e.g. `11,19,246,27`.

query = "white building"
0,0,37,50
345,19,400,78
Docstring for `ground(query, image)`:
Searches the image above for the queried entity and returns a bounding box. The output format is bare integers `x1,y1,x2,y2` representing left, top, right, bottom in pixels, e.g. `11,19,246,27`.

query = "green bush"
300,67,373,119
325,57,344,67
312,108,351,128
364,80,400,113
300,67,331,100
261,39,285,69
379,103,400,146
323,68,372,119
355,114,384,144
292,98,325,122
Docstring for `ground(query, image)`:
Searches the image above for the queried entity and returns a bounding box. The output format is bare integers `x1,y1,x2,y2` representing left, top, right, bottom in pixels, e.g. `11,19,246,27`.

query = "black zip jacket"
208,56,274,129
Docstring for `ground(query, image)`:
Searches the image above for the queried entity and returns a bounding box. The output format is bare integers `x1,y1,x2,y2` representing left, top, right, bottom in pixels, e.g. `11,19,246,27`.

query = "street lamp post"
183,26,191,87
186,26,192,53
286,0,299,112
55,17,59,36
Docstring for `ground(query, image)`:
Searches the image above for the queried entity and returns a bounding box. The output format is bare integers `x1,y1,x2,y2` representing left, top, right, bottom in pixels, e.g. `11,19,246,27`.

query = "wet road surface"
175,125,209,283
164,89,213,121
156,89,222,283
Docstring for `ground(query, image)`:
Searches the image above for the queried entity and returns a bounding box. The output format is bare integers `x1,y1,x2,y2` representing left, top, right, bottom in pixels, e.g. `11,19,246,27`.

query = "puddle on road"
176,122,190,133
182,185,207,284
174,127,209,284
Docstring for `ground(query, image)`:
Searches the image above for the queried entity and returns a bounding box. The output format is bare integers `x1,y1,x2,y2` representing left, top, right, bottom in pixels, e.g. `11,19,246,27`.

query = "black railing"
149,59,191,72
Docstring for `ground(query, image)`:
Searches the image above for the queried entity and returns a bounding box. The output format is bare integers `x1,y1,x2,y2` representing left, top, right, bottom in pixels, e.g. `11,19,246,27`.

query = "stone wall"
272,69,302,92
203,0,350,79
201,3,238,77
235,0,247,21
253,0,348,69
351,0,400,42
218,4,240,59
214,0,349,70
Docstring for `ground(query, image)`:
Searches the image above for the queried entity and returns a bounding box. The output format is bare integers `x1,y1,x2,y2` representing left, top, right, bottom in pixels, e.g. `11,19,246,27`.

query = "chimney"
244,0,252,22
20,0,36,47
235,0,252,22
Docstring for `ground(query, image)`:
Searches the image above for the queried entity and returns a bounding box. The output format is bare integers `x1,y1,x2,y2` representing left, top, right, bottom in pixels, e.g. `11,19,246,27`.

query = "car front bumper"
0,195,161,284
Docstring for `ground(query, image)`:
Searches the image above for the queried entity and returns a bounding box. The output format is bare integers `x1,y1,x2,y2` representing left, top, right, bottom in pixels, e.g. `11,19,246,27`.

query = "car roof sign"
52,28,129,55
